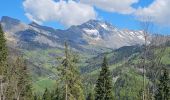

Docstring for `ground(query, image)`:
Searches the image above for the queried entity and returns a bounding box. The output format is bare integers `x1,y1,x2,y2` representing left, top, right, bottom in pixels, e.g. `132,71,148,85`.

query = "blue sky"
0,0,170,34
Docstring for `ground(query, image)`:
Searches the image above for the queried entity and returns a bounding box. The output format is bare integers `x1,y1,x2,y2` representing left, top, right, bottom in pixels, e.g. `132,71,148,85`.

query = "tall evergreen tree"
94,56,114,100
0,24,8,75
17,56,33,100
6,56,33,100
0,24,8,100
57,42,85,100
155,68,170,100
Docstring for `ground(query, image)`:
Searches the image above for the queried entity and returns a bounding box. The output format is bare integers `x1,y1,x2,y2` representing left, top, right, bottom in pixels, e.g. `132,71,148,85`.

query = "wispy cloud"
80,0,138,14
135,0,170,26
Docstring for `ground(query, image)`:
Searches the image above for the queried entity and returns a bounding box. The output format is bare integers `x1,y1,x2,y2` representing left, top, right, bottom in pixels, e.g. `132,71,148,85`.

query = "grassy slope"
33,77,56,93
24,48,61,93
83,46,170,99
161,47,170,65
23,45,170,94
23,46,111,93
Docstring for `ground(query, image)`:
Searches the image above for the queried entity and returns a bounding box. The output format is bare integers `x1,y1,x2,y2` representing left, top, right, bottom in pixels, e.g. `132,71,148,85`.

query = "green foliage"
29,42,170,99
18,57,33,99
34,94,42,100
114,69,144,100
0,24,8,74
161,47,170,64
6,56,34,100
50,86,63,100
57,42,85,100
87,92,95,100
33,77,56,93
43,88,51,100
155,68,170,100
94,56,114,100
36,86,64,100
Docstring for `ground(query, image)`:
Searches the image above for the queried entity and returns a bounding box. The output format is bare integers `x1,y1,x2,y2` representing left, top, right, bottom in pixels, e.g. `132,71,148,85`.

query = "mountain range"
1,16,170,95
1,16,145,50
0,16,150,92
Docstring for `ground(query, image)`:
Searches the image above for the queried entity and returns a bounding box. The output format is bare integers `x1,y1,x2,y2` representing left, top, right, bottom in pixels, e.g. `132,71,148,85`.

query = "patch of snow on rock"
100,23,108,29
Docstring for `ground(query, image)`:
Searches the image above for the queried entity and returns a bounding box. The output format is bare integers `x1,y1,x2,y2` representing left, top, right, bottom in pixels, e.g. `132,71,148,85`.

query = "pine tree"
17,56,33,100
57,42,85,100
0,24,8,100
94,56,114,100
6,56,34,100
43,88,51,100
0,24,8,75
155,68,170,100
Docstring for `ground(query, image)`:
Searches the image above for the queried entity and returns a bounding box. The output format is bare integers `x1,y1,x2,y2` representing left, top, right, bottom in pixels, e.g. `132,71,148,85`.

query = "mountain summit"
0,16,145,50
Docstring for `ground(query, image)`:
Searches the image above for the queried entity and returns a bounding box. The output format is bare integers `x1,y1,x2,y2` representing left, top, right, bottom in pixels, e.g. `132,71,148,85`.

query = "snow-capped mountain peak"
1,16,145,49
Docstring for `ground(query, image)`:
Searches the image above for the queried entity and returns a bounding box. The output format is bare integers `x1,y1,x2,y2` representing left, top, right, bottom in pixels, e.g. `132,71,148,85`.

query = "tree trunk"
65,84,68,100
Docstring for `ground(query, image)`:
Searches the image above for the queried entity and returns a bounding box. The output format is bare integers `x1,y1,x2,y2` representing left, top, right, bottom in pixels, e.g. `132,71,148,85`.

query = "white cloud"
135,0,170,26
80,0,139,14
23,0,96,27
23,0,170,27
80,0,170,27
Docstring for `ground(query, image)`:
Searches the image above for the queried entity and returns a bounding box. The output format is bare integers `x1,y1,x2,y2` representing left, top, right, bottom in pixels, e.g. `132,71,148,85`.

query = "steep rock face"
0,16,145,50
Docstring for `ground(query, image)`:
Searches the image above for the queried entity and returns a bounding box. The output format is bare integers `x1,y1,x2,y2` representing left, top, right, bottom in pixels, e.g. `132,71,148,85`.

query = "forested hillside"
0,20,170,100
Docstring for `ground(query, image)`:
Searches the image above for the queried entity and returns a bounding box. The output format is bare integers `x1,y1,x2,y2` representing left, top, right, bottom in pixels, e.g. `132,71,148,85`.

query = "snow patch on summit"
83,28,101,40
100,23,108,30
137,35,144,40
83,28,99,36
118,34,124,38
